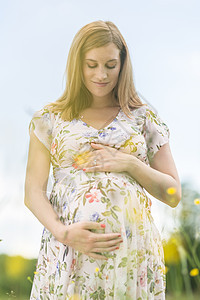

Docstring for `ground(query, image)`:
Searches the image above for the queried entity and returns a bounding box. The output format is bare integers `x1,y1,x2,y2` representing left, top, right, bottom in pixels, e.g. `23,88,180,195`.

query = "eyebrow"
85,59,118,62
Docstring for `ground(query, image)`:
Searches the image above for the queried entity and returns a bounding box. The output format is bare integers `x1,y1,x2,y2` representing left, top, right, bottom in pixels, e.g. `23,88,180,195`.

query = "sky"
0,0,200,259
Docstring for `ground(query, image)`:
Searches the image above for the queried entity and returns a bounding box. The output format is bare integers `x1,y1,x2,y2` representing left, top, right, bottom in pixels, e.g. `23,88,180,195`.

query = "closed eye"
87,64,117,69
107,65,117,69
87,65,96,69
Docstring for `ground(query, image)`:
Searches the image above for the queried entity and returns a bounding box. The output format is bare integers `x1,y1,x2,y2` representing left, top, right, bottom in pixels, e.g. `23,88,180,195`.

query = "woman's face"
82,43,121,102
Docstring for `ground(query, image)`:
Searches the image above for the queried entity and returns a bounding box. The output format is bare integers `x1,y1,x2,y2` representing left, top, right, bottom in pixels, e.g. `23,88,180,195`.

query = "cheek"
83,69,94,82
111,69,120,82
82,70,91,86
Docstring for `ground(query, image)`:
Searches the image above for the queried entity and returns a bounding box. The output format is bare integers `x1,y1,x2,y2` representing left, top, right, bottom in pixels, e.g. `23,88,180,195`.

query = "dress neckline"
78,107,122,131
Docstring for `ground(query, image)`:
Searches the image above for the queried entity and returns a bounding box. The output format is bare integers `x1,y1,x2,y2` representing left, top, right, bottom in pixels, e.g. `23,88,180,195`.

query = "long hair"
45,20,146,121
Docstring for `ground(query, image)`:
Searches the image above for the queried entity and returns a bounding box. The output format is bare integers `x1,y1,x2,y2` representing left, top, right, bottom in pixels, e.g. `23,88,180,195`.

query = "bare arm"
126,143,182,207
24,131,66,240
24,132,123,260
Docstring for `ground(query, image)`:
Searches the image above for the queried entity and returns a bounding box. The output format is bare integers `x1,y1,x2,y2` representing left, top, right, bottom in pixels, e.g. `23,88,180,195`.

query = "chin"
90,89,114,98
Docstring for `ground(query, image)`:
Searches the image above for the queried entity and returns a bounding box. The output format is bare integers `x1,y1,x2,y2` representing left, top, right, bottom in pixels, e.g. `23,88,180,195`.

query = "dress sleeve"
28,107,53,152
144,107,170,162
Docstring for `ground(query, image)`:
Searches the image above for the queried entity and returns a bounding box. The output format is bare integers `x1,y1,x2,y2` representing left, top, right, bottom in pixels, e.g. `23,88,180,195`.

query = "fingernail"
101,224,106,228
83,168,86,171
115,247,119,250
118,234,121,237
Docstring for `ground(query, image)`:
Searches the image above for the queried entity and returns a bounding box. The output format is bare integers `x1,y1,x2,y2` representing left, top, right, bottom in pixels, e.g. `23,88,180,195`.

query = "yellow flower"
73,151,91,166
27,276,33,284
170,238,180,246
190,268,199,277
34,271,39,274
95,267,99,272
163,235,181,264
166,187,176,195
194,198,200,205
5,256,26,278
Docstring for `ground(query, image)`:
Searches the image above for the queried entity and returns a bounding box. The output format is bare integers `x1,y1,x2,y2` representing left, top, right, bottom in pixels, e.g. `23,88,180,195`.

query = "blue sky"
0,0,199,258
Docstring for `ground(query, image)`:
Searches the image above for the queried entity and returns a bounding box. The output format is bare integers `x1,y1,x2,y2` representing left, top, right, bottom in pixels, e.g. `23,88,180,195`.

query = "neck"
90,95,118,109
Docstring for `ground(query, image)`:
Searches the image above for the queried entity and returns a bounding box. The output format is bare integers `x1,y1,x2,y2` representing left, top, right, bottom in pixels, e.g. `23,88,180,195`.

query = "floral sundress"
28,103,170,300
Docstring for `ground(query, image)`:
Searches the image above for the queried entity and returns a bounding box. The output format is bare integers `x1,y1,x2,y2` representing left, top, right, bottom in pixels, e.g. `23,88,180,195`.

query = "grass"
0,296,27,300
166,294,200,300
0,298,27,300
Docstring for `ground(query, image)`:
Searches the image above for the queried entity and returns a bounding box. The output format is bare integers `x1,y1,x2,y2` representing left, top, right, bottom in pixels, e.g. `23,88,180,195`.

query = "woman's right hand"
58,221,123,260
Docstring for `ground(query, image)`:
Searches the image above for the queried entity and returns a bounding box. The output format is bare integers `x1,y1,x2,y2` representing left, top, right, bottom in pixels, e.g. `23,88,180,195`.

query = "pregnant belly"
56,173,148,236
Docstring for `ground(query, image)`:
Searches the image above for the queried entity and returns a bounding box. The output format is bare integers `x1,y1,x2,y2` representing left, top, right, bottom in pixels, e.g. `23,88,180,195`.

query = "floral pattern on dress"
28,104,170,299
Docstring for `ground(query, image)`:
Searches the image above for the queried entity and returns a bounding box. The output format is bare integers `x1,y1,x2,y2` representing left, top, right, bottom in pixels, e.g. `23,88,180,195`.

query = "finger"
93,244,121,253
93,232,122,242
77,161,91,170
83,165,101,172
82,222,121,239
84,161,98,169
95,237,123,248
77,154,97,169
82,221,107,231
84,160,105,172
90,142,105,149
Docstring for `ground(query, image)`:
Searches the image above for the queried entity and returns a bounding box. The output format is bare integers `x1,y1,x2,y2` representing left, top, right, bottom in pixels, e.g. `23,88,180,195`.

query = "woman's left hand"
75,142,130,173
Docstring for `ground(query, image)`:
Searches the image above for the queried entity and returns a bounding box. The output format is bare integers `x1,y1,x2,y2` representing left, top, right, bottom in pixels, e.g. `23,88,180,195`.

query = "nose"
95,66,108,81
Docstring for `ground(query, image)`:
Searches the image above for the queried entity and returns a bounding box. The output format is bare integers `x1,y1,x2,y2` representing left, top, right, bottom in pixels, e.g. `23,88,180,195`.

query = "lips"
93,82,109,87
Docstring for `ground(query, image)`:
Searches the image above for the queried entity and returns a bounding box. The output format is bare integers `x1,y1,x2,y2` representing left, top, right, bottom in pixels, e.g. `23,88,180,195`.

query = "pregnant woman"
24,20,181,300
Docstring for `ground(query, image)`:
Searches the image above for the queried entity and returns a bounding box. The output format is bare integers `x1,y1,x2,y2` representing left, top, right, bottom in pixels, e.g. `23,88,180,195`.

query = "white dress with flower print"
28,104,170,300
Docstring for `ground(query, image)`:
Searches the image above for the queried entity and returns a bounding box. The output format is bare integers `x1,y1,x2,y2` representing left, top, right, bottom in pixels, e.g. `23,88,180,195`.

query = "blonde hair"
45,20,146,121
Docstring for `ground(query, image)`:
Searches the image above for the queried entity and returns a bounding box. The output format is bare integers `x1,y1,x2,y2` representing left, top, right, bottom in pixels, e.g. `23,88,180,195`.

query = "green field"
0,297,27,300
166,295,199,300
0,294,199,300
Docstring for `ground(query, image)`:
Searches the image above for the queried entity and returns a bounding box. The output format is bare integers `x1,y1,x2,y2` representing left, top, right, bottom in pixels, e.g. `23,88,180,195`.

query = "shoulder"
128,104,150,120
29,105,61,139
130,104,167,125
129,104,169,135
31,105,60,123
131,104,157,115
